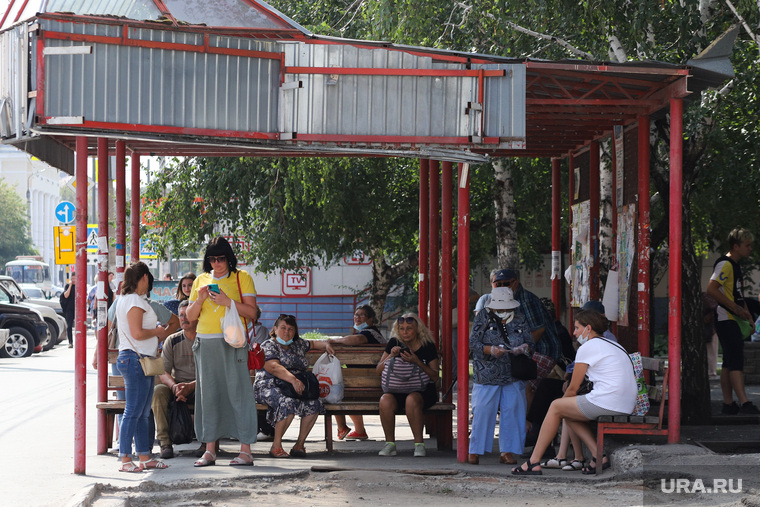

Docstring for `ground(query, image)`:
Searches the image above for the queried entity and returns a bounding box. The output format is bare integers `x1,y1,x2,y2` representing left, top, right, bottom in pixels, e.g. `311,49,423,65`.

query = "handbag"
277,370,320,400
577,378,594,395
381,356,430,393
248,342,265,370
168,399,195,445
222,299,247,348
139,356,165,376
509,352,538,381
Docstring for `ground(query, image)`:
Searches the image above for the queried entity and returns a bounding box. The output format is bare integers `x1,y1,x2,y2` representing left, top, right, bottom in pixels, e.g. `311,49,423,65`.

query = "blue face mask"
276,336,294,346
354,322,368,332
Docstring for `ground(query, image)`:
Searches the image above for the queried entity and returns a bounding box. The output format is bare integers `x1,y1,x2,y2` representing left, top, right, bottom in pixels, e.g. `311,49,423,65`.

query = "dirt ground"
89,466,759,507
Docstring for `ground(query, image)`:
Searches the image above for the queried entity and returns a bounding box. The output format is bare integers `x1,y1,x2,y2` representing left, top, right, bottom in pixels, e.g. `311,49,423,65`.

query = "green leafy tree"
0,178,37,265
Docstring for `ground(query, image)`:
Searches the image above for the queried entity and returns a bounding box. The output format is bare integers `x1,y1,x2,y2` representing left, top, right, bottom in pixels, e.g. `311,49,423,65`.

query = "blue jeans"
117,349,154,457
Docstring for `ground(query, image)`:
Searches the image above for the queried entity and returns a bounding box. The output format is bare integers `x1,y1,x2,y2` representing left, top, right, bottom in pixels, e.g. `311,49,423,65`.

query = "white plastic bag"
312,352,344,404
221,300,247,348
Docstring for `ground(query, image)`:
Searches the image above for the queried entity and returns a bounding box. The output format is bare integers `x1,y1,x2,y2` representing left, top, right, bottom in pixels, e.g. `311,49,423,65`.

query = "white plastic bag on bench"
313,352,344,404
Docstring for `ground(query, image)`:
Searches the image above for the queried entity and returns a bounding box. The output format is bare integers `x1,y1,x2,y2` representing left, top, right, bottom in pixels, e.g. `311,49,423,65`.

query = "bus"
4,256,52,298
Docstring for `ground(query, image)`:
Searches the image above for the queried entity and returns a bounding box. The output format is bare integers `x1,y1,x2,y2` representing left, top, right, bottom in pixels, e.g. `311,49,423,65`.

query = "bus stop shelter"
1,0,735,471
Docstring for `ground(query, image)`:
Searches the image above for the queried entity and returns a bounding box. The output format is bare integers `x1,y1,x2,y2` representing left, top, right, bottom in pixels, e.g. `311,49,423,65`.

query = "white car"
0,277,66,350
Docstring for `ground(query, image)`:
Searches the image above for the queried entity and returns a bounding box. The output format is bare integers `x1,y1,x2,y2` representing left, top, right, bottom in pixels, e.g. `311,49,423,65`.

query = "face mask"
354,322,368,332
577,328,590,345
494,310,514,323
276,336,294,346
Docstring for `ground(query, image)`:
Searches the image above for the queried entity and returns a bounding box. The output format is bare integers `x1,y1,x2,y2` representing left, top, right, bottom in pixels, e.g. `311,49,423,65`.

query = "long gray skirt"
192,337,258,443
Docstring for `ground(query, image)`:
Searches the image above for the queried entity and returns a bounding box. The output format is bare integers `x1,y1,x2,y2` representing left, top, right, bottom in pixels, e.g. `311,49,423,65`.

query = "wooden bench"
98,346,456,453
595,356,669,474
255,344,455,452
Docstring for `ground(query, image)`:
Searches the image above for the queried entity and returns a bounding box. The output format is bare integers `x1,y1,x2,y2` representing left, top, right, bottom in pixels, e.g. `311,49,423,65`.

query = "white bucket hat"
487,287,520,310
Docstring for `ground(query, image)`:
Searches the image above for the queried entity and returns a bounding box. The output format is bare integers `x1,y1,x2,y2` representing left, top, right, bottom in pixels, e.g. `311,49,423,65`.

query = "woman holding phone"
186,237,259,467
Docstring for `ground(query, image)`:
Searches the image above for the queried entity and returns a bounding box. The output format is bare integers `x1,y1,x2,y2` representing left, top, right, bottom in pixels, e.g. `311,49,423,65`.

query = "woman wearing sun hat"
468,287,532,465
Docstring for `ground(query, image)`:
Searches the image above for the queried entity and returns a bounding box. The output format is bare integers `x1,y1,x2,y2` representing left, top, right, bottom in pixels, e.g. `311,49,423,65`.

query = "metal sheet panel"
41,19,280,133
281,43,477,139
45,0,162,20
0,24,29,139
475,63,526,140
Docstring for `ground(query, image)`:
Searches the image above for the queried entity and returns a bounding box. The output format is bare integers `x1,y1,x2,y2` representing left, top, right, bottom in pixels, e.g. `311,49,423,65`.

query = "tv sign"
282,268,311,296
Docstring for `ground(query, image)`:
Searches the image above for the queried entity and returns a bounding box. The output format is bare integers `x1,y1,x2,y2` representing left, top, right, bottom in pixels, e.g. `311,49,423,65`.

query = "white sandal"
540,457,567,469
562,459,584,471
139,458,169,470
193,450,217,467
229,451,254,466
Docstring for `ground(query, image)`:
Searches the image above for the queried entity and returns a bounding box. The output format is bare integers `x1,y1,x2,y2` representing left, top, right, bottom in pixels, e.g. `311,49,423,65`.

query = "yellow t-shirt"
190,270,257,338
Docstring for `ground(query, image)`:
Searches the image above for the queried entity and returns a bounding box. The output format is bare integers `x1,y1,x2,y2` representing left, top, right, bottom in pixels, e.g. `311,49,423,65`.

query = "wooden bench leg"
596,423,605,475
324,414,334,453
434,413,453,451
103,412,114,454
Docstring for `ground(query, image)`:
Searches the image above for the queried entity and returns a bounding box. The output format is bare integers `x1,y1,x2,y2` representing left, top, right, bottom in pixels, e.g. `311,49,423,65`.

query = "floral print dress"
253,337,324,425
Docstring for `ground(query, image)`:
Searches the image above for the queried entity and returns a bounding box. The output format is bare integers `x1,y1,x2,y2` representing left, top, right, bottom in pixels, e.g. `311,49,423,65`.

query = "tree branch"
724,0,760,44
483,12,595,59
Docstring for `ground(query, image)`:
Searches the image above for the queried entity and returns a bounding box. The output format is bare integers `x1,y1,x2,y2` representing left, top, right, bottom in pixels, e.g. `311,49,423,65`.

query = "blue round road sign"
55,201,76,224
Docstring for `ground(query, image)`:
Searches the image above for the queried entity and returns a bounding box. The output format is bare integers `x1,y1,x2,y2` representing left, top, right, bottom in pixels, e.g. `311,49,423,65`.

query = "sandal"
139,459,169,470
511,460,543,476
337,427,351,440
193,451,217,467
119,461,143,473
289,446,307,458
229,451,254,466
268,447,289,458
562,459,584,471
581,455,610,475
345,430,369,440
540,457,567,469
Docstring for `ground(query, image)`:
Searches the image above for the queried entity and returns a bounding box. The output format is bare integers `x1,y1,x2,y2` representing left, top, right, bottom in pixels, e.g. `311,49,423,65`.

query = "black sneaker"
740,402,760,415
160,444,174,459
721,402,740,415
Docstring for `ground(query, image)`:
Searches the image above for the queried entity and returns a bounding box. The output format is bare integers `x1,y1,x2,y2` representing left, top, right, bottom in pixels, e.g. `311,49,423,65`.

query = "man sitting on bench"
153,300,198,459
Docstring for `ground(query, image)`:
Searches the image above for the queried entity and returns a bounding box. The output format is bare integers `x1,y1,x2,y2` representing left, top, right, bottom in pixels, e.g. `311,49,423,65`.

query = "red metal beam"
440,161,453,402
429,159,440,347
456,162,470,463
668,97,683,444
637,116,651,356
74,136,88,475
418,159,429,325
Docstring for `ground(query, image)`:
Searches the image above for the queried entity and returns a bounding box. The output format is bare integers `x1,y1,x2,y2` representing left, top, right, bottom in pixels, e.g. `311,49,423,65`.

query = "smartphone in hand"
208,283,220,294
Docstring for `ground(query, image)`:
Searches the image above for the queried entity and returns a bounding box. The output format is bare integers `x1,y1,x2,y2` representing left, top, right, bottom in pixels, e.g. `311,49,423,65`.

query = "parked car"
0,302,49,358
1,276,63,315
0,283,66,351
51,285,65,298
0,329,8,349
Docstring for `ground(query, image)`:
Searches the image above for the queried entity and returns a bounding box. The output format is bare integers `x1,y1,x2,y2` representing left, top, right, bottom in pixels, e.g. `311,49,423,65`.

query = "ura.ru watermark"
660,478,742,494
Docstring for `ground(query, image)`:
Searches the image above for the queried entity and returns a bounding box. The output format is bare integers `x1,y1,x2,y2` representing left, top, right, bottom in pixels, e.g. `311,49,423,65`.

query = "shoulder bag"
381,356,431,393
119,301,165,377
599,338,650,416
492,316,537,381
277,370,320,400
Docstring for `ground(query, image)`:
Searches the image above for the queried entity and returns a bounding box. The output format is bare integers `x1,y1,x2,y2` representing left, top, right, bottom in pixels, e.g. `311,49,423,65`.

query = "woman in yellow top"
186,237,259,467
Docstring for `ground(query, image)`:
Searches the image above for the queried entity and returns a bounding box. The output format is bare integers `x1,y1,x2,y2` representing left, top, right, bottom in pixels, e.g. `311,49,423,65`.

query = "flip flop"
511,460,543,476
268,447,289,458
229,452,254,466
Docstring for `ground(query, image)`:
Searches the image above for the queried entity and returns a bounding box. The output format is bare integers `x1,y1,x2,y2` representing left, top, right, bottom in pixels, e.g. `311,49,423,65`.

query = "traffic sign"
54,226,75,265
65,176,95,193
86,224,98,253
55,201,76,224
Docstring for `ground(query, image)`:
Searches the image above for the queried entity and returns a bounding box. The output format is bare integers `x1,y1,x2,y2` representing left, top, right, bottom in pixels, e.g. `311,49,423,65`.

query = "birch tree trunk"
492,158,519,269
599,141,614,279
369,250,418,322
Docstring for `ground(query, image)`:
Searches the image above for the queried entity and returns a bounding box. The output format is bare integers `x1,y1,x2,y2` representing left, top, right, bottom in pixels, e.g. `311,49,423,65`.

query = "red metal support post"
456,162,471,462
668,98,683,443
74,136,88,474
637,116,651,356
96,138,110,455
429,159,440,346
115,141,126,289
551,158,561,319
130,154,140,262
589,141,600,301
441,161,453,402
567,152,575,329
419,159,429,324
